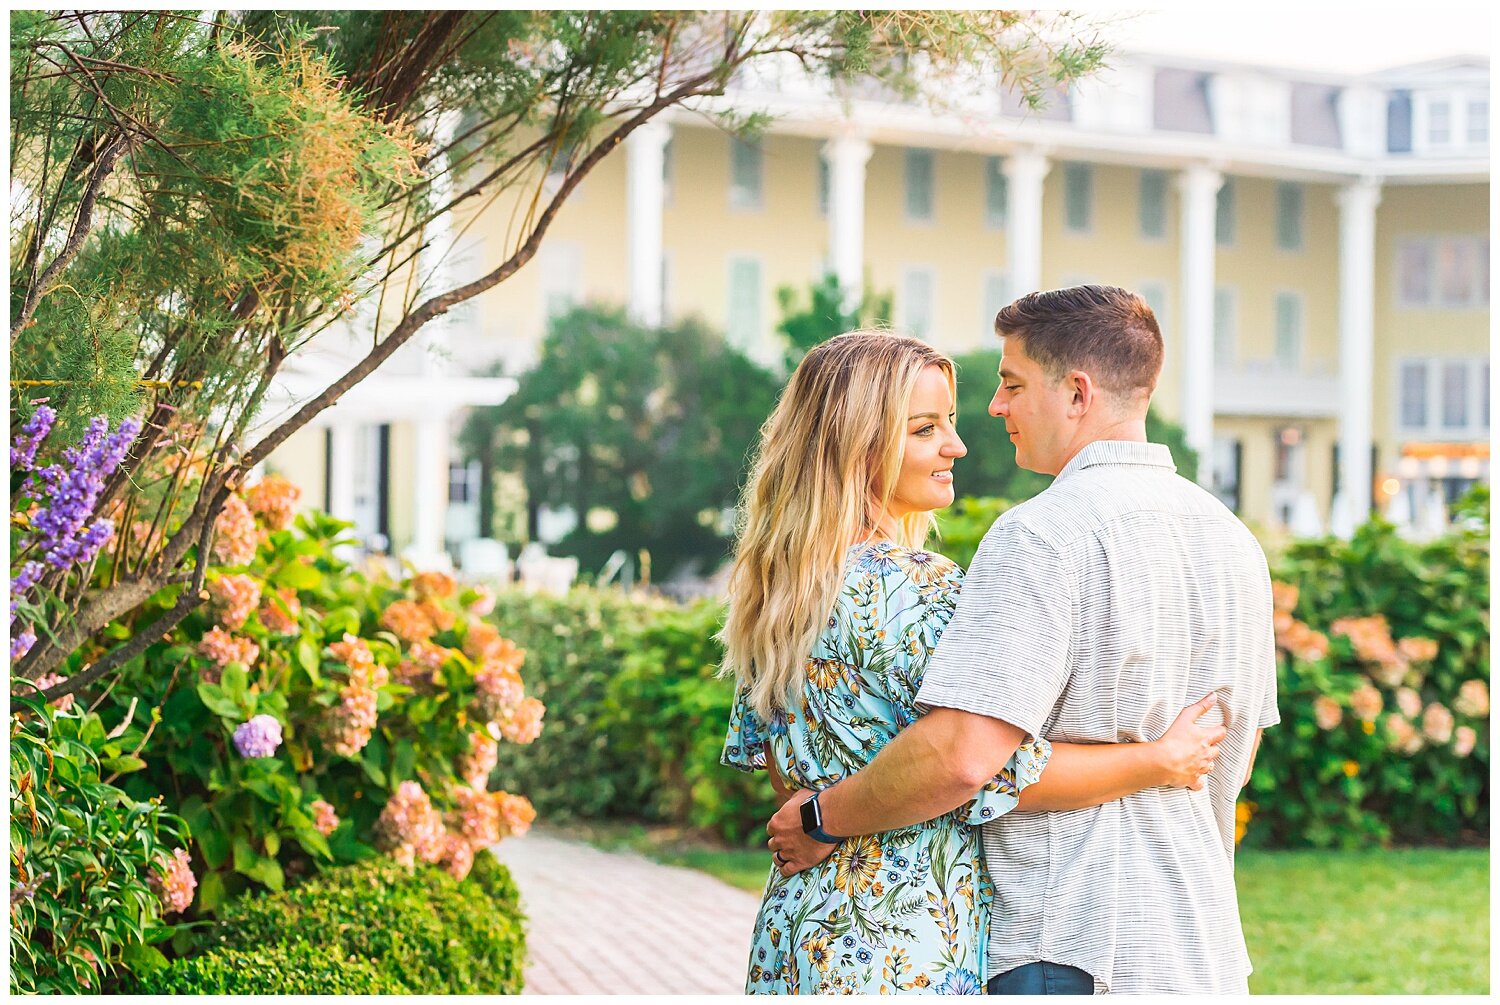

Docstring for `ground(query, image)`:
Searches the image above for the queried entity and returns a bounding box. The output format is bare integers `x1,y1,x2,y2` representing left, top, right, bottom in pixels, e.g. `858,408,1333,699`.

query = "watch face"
800,795,819,833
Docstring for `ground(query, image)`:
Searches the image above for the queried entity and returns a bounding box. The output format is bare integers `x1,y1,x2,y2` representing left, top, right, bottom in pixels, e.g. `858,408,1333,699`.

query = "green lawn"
564,823,1489,995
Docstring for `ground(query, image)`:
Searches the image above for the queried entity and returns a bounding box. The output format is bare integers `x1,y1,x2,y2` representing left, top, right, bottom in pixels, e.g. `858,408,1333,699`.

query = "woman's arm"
764,741,792,801
1017,693,1226,812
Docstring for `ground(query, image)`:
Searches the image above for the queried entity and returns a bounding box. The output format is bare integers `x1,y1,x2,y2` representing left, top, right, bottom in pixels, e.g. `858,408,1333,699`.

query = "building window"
905,148,934,221
539,242,582,320
1468,98,1489,144
1442,360,1471,429
985,156,1008,230
1439,238,1480,307
727,256,762,350
982,270,1010,334
1428,99,1452,145
1400,360,1429,429
1215,179,1235,246
1398,237,1489,308
1138,169,1167,240
1213,285,1236,364
1273,292,1302,368
448,460,480,504
817,153,830,217
729,137,763,210
1397,357,1489,436
901,268,934,339
1275,182,1303,251
1064,163,1093,233
1211,436,1242,513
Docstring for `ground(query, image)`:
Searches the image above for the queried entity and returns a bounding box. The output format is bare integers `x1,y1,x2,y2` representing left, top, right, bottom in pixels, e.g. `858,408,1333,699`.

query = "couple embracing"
719,286,1278,995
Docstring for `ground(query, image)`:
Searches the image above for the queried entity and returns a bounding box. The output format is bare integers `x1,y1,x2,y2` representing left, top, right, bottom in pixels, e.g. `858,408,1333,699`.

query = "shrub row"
131,854,525,993
487,491,1488,849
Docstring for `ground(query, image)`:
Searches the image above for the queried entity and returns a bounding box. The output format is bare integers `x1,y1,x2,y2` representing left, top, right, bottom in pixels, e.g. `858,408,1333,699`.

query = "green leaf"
296,636,322,684
121,942,169,974
274,560,323,591
196,682,243,719
99,755,147,775
221,662,250,705
198,870,226,912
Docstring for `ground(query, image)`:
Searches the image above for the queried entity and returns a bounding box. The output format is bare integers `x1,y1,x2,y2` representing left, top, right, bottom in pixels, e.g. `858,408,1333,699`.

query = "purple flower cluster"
10,406,55,472
233,714,283,758
11,413,141,599
10,626,37,662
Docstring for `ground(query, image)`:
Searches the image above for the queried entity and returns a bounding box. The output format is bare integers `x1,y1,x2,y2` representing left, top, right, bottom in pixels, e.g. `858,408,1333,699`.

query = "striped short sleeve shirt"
915,440,1279,994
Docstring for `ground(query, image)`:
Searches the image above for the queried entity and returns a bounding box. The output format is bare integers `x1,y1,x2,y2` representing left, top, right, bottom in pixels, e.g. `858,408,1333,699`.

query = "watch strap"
803,791,842,844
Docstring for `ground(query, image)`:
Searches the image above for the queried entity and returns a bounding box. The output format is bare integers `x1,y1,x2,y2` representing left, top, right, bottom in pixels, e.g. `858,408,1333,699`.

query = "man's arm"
766,707,1024,871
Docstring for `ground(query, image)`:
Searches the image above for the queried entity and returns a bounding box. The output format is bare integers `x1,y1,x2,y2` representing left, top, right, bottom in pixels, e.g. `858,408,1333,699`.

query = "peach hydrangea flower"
381,599,438,644
374,781,446,866
394,640,449,687
1384,713,1423,755
497,791,537,837
497,696,545,745
1455,679,1489,719
441,831,475,881
198,626,259,679
212,494,259,566
467,584,496,617
1395,687,1423,720
149,847,197,915
1312,695,1342,731
244,475,300,531
1348,683,1383,722
473,661,526,723
311,798,340,837
412,570,456,601
1453,725,1478,757
259,587,302,636
208,573,262,630
1396,637,1438,666
459,730,499,790
1421,703,1455,744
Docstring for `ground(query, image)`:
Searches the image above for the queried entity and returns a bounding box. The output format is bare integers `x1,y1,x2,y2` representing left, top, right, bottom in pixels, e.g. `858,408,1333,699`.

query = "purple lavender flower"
15,414,140,574
9,406,55,472
10,561,43,597
232,714,283,758
10,625,36,661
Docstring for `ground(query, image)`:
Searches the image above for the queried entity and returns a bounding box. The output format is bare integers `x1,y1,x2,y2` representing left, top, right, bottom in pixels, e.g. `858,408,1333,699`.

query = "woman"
719,331,1221,995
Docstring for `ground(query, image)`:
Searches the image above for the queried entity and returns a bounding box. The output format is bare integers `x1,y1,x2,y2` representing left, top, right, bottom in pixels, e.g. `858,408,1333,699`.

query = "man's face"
988,340,1075,476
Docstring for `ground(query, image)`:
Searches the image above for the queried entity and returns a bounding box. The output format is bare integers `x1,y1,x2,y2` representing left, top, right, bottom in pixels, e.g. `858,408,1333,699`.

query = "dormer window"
1428,99,1452,145
1468,97,1488,144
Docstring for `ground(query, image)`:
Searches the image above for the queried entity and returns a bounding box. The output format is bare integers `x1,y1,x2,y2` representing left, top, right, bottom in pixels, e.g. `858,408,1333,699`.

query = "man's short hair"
995,285,1164,397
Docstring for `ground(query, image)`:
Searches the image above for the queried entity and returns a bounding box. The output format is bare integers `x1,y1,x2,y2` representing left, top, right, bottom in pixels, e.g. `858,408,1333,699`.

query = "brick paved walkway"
491,829,764,995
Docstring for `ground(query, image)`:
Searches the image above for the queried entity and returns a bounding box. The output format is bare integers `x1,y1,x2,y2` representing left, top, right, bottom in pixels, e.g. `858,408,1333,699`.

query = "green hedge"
487,590,775,842
489,589,657,821
132,854,525,993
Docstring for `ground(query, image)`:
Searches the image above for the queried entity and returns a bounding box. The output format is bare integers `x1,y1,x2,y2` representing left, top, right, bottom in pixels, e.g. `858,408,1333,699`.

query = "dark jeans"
987,961,1094,995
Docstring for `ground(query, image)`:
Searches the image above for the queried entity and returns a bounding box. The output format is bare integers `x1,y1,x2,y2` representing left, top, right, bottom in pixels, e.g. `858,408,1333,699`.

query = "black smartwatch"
799,790,842,844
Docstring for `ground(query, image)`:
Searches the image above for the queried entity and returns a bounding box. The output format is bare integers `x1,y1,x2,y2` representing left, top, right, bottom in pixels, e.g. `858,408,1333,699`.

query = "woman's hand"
1154,693,1228,789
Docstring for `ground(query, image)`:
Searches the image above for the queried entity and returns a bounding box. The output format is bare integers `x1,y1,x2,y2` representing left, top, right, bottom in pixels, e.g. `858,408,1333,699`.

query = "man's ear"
1067,370,1095,418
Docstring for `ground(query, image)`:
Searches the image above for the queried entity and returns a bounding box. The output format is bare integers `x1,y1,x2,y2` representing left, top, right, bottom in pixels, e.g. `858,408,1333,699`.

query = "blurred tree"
464,306,780,578
775,273,893,372
10,8,1109,693
950,349,1198,502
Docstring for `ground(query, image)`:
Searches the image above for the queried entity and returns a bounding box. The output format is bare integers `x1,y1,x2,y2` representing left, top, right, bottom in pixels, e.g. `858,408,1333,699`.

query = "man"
767,285,1278,994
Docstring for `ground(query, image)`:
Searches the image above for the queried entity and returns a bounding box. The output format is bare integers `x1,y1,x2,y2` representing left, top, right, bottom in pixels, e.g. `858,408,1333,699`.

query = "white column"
626,120,670,327
1003,149,1051,298
326,423,357,523
408,416,451,568
824,134,873,308
1177,165,1224,486
1335,178,1382,531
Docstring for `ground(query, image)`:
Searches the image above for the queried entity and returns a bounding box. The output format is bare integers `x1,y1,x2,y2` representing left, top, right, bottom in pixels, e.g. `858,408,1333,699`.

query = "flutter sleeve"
961,734,1052,825
720,683,770,773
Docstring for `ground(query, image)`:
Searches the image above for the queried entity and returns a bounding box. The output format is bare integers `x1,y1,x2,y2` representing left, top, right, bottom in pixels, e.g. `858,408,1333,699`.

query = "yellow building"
265,52,1489,564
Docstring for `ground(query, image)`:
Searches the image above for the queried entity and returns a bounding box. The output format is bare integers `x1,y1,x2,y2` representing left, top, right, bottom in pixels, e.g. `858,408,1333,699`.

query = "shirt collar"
1055,440,1177,482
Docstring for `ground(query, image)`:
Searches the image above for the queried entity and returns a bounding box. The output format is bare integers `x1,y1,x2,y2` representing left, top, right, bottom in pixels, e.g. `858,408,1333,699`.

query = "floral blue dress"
722,542,1051,995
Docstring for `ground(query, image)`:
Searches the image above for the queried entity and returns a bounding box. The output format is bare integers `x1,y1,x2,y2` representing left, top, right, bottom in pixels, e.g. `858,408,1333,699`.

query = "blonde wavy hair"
720,330,956,719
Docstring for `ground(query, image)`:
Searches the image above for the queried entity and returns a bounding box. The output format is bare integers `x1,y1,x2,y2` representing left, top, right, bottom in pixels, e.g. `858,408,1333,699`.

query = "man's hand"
766,789,838,877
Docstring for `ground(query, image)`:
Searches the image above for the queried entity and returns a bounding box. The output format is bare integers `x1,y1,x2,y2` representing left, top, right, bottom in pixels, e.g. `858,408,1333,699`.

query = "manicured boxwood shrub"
488,589,658,821
131,854,525,993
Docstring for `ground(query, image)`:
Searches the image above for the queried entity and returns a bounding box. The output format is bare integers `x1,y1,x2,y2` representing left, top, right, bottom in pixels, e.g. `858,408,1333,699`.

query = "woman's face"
888,364,967,518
